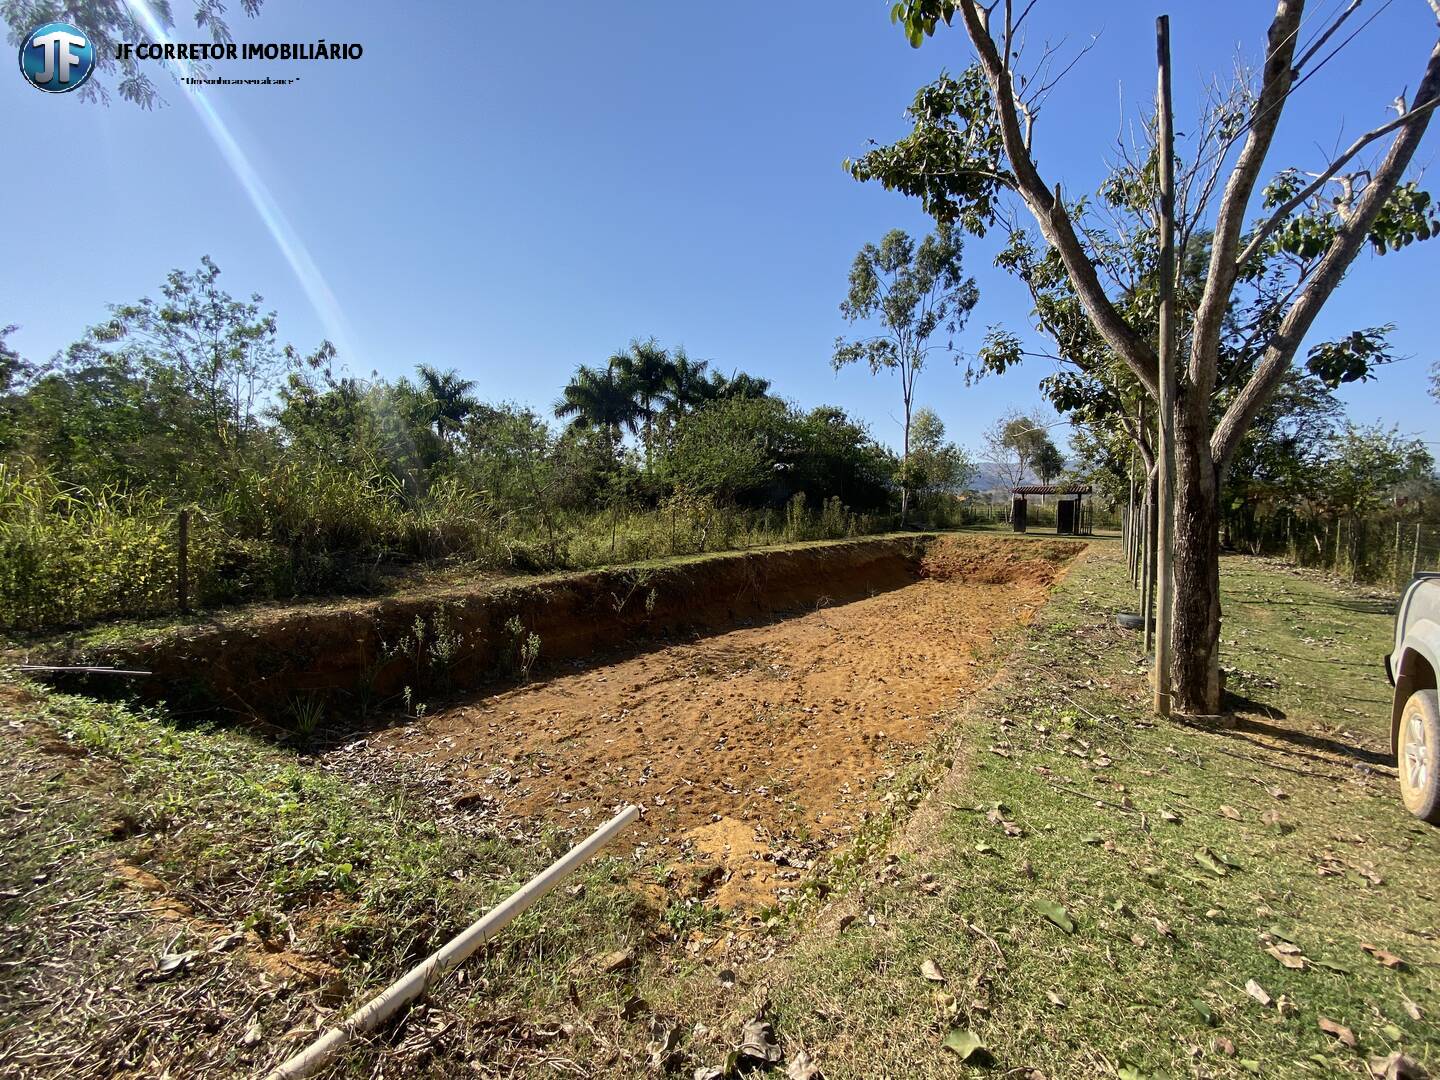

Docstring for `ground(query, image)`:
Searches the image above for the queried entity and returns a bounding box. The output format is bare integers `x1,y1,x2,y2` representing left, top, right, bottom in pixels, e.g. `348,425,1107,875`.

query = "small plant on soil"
503,616,541,682
425,606,465,685
286,692,325,745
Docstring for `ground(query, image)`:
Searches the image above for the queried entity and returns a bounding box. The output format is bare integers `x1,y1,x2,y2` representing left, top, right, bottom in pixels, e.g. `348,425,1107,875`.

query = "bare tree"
857,0,1440,713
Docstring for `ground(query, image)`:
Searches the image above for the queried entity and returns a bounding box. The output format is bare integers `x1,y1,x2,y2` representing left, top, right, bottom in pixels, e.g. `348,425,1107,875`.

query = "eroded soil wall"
92,536,938,721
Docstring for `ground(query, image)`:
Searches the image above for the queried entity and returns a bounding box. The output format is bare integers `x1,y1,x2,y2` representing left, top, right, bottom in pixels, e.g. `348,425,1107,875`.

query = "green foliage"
0,0,266,108
845,67,1008,237
0,465,177,629
0,258,907,632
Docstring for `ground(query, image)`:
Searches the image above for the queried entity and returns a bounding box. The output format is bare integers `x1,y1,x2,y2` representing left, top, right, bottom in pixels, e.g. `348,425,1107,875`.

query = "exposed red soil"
355,536,1084,909
77,536,932,722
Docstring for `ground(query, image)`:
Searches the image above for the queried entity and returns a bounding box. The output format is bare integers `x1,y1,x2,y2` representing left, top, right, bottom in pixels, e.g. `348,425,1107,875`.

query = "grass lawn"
700,543,1439,1079
0,540,1434,1078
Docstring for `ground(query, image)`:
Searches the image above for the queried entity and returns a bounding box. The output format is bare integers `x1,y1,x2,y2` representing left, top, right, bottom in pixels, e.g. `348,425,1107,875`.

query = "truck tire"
1398,689,1440,824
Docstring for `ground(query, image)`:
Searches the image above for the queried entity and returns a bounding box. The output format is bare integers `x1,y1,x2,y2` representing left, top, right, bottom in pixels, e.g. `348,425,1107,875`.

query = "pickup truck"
1386,573,1440,823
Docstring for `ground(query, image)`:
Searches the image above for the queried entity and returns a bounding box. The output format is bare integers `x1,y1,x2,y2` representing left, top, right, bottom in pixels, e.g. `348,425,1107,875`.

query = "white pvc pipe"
263,804,641,1080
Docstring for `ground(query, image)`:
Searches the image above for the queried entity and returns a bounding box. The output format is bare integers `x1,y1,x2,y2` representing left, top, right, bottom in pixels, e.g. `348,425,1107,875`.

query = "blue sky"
4,1,1437,457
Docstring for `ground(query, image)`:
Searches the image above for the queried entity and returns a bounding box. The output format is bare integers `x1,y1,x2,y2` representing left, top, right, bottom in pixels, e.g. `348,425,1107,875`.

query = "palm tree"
610,339,676,468
415,364,478,442
712,370,772,401
553,364,640,453
664,346,715,414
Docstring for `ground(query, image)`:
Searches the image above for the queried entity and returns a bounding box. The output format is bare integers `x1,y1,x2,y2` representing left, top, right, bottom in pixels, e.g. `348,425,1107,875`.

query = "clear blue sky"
4,0,1437,457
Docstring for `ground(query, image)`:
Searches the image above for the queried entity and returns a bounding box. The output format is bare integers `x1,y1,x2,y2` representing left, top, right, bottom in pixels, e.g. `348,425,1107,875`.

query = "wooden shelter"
1010,484,1093,536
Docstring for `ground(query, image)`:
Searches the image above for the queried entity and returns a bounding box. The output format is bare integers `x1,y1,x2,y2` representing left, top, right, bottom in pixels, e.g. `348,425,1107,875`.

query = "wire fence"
1226,512,1440,593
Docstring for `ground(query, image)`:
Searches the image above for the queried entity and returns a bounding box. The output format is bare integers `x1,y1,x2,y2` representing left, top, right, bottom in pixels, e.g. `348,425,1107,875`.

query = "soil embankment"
334,535,1086,909
69,536,943,722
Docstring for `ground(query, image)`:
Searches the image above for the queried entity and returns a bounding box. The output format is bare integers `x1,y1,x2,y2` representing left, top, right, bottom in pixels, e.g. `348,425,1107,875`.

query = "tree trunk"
1170,404,1222,715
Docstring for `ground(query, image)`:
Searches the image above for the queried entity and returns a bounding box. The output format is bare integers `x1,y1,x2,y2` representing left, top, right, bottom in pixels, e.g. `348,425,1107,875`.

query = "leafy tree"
709,369,773,402
833,224,978,522
1317,424,1434,520
76,256,291,457
413,365,478,444
610,338,675,468
908,407,977,512
1033,440,1065,486
982,409,1053,491
664,396,779,503
554,364,641,452
1,0,265,107
854,0,1440,713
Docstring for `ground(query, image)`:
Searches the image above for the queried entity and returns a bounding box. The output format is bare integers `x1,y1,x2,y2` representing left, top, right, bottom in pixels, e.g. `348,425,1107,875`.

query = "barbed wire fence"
1226,511,1440,593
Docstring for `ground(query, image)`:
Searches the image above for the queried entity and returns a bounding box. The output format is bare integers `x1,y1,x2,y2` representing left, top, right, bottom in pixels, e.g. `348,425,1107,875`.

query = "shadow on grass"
1225,711,1394,770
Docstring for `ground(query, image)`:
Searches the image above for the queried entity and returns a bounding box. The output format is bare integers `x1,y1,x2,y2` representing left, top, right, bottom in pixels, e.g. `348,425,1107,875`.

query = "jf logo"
18,21,96,93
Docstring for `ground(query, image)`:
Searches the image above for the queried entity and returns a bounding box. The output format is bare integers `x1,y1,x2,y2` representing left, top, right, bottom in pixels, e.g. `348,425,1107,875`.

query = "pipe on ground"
263,803,641,1080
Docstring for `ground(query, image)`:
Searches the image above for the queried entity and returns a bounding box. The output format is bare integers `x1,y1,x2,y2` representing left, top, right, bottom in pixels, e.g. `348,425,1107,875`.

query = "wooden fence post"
177,509,191,614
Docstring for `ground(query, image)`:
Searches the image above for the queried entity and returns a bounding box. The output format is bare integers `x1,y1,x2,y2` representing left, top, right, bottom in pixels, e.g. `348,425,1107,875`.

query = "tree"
1033,440,1065,486
909,407,978,513
414,365,478,444
854,0,1440,713
1,0,265,107
982,409,1053,492
610,338,676,468
1318,424,1435,520
833,224,978,522
554,364,641,453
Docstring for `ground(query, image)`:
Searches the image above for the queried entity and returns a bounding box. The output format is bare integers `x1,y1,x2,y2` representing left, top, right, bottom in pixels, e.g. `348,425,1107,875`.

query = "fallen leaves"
1367,1051,1429,1079
785,1049,823,1080
1317,1015,1357,1049
1034,898,1075,934
941,1027,987,1063
1265,942,1307,970
1194,849,1229,878
1244,979,1273,1007
920,958,945,983
1360,942,1406,969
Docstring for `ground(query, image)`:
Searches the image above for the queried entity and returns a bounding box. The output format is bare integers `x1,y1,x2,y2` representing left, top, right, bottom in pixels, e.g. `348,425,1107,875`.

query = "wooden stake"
177,509,191,614
1153,14,1177,718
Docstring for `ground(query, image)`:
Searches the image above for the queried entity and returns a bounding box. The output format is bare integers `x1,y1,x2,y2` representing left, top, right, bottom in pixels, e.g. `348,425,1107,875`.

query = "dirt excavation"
345,535,1084,910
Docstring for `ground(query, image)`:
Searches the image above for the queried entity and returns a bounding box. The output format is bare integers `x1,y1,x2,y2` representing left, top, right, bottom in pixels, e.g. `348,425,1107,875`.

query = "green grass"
0,680,651,1077
3,543,1433,1078
703,545,1439,1079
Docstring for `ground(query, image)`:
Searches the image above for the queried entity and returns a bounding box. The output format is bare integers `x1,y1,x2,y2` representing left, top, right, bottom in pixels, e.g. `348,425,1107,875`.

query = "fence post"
177,509,191,614
1414,522,1423,578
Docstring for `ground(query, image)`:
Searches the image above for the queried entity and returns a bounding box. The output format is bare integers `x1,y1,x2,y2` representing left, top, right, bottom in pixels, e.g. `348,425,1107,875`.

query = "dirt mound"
920,534,1086,586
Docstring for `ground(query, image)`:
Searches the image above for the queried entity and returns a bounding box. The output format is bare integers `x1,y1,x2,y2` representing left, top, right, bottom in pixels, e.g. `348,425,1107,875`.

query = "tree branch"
1233,96,1440,270
956,0,1160,397
1213,35,1440,467
1188,0,1303,399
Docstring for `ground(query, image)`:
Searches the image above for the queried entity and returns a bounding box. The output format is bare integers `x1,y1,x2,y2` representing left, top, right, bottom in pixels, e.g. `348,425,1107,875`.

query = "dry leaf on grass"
1367,1051,1429,1079
1360,943,1406,969
941,1027,987,1062
920,959,945,983
1244,979,1272,1007
1265,943,1307,970
1318,1016,1357,1049
786,1049,823,1080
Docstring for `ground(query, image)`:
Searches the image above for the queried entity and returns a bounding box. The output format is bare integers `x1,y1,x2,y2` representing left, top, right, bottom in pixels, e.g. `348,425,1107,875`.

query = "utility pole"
1153,14,1177,718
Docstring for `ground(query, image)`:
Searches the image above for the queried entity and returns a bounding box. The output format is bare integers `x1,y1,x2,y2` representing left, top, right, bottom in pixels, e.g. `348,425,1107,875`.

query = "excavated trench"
326,534,1086,910
87,533,1084,909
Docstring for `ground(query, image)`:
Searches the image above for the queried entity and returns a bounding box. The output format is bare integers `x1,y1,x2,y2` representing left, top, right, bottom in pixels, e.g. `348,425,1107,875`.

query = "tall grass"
0,467,895,634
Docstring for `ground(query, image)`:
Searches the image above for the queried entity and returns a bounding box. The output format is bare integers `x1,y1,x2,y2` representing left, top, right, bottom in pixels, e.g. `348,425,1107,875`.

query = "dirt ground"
349,537,1083,909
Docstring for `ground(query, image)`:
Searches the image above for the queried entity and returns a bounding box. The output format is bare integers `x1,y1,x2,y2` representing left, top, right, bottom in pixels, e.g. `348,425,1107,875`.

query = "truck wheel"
1399,689,1440,824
